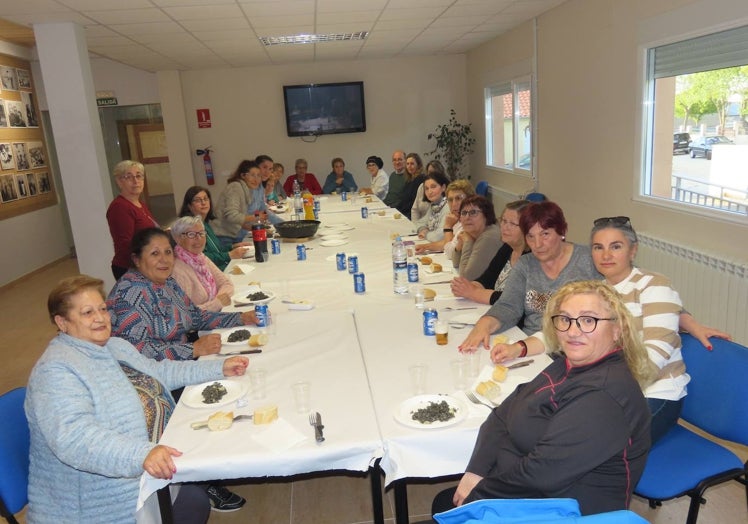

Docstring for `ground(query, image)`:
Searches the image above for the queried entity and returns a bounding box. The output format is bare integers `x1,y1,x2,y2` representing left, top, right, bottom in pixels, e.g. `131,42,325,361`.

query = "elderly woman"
106,160,159,280
179,186,248,271
171,216,234,312
450,196,503,283
108,228,257,361
25,275,249,522
283,158,322,195
360,155,388,199
435,280,653,517
322,157,358,194
396,153,426,220
413,171,451,242
451,199,530,304
416,179,475,256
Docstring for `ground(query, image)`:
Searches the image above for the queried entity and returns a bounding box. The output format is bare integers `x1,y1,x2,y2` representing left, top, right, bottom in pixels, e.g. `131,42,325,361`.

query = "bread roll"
431,263,443,273
475,381,501,402
253,405,278,425
492,364,508,382
248,333,269,347
207,411,234,431
394,213,402,219
423,288,436,300
420,256,432,265
492,334,509,346
230,266,244,275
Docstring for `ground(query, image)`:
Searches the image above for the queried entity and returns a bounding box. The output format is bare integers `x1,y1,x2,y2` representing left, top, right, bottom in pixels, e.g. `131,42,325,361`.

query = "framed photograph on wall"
0,173,18,202
27,141,45,168
0,143,13,170
0,100,7,127
16,68,31,90
13,142,29,170
20,91,39,127
14,173,28,198
7,100,27,127
36,171,51,194
26,172,37,196
0,65,18,91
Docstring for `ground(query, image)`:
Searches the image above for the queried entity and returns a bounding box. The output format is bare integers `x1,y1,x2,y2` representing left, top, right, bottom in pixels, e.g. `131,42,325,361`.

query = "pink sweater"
171,258,234,312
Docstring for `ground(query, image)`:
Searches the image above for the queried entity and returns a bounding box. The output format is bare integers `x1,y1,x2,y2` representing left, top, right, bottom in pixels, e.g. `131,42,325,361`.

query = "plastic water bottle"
292,178,301,197
392,236,408,294
293,193,303,217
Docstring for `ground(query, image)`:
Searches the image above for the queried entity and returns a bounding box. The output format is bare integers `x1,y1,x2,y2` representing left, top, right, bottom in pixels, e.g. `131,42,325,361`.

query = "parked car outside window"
673,132,690,154
689,135,733,160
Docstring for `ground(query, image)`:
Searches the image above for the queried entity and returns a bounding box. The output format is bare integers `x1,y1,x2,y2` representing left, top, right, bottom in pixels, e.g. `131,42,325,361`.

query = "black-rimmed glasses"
191,197,209,204
593,216,631,228
181,231,206,239
551,315,616,333
460,209,481,217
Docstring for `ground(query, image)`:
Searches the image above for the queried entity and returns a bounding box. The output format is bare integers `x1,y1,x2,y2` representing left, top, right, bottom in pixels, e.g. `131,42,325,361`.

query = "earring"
562,236,566,241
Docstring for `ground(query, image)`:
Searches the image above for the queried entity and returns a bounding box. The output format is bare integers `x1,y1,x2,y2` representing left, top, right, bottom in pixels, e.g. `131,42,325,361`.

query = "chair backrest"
0,387,29,517
679,334,748,445
524,192,547,202
475,180,489,197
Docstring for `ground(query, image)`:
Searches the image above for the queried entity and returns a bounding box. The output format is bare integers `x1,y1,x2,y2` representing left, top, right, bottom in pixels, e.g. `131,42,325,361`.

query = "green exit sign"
97,97,118,107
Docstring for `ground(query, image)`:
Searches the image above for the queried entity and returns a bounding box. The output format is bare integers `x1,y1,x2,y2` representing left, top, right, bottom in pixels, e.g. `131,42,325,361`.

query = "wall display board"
0,53,56,220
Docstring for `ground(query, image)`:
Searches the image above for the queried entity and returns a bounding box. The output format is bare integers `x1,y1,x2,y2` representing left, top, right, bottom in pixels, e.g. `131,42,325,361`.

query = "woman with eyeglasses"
179,186,250,271
170,216,234,312
451,199,531,304
449,196,503,283
416,180,475,255
434,280,654,517
106,160,159,280
414,171,451,242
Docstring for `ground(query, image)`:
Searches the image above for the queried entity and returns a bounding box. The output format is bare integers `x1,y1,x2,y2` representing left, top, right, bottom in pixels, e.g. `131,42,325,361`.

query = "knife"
191,414,253,430
313,412,325,443
221,349,263,356
507,359,534,370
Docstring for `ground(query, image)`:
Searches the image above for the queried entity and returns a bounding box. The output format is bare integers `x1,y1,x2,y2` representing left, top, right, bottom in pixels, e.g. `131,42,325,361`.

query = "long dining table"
135,194,551,524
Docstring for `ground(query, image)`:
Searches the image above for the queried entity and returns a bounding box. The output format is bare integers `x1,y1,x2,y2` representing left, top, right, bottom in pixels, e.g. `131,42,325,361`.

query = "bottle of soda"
392,236,408,294
252,222,268,262
302,189,315,220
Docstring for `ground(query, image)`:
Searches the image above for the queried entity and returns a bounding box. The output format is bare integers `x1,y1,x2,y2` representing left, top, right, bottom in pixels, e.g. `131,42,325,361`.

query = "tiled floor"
2,257,746,524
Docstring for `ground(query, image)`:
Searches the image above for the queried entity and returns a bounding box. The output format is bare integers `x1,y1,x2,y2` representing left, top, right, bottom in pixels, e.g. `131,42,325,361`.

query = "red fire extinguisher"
196,147,214,185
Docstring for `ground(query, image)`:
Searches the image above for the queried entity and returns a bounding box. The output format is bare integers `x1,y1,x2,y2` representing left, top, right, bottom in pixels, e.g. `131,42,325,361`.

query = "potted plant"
426,109,476,179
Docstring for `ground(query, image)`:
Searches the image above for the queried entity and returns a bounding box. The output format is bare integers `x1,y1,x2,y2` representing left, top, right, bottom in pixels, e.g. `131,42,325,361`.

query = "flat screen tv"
283,81,366,137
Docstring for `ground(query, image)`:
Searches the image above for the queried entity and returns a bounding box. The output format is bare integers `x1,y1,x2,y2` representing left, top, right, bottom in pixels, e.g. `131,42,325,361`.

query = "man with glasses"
383,149,407,207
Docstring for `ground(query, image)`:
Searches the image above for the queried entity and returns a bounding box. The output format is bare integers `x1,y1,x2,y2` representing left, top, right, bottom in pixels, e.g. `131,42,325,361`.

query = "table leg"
369,464,385,524
394,480,409,524
157,486,174,524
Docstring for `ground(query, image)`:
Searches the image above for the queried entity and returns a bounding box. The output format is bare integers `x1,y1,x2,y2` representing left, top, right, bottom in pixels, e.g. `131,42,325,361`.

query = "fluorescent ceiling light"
260,31,368,46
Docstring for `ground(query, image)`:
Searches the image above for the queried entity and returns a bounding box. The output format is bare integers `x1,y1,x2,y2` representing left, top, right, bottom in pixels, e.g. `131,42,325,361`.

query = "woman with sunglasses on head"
450,196,503,283
171,216,234,312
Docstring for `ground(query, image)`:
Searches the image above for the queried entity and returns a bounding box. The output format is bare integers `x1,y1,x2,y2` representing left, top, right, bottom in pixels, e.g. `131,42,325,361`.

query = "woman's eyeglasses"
181,231,206,239
447,194,465,203
500,218,520,228
191,197,209,204
593,216,631,228
119,173,145,182
551,315,616,333
460,209,481,217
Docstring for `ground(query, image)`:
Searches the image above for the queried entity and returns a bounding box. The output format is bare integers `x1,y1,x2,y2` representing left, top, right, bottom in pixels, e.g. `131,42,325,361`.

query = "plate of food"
268,204,287,213
393,394,467,429
320,238,348,247
231,288,275,306
220,327,254,346
182,380,247,408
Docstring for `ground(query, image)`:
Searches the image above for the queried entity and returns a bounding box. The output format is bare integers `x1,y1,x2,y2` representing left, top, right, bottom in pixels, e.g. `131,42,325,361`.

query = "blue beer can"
270,238,281,254
361,206,368,219
341,191,347,201
336,252,347,271
353,272,366,294
255,304,269,327
347,255,358,274
423,308,438,336
296,244,307,261
407,261,419,283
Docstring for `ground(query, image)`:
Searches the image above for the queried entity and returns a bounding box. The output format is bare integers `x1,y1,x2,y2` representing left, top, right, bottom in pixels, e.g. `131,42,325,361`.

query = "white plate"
393,394,467,429
423,265,452,274
471,366,533,406
231,289,276,306
320,239,348,247
182,380,247,408
220,327,254,346
449,312,484,326
318,232,348,239
325,223,355,231
268,204,287,213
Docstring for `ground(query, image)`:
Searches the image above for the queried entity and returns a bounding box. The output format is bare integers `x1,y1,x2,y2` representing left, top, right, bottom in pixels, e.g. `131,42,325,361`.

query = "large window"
642,25,748,217
485,77,532,173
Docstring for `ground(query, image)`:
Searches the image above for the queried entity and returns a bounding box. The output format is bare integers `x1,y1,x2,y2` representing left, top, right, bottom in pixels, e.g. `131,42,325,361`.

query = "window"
642,25,748,216
485,77,532,173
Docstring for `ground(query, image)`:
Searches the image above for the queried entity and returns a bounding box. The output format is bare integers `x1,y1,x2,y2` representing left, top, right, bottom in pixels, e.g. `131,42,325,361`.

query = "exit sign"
97,97,118,107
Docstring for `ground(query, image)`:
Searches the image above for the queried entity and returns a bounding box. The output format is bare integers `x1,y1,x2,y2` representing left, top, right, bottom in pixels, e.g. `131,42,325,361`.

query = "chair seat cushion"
635,425,744,499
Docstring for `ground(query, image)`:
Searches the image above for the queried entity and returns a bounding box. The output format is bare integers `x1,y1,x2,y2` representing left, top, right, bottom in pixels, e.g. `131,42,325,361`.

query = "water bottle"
293,193,304,217
292,178,301,197
392,236,408,294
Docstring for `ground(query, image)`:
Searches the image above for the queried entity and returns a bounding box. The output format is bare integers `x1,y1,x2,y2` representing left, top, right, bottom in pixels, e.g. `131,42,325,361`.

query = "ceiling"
0,0,564,72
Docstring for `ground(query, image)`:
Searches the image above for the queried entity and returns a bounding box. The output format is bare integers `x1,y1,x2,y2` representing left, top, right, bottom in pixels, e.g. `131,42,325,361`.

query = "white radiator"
488,185,522,211
637,233,748,345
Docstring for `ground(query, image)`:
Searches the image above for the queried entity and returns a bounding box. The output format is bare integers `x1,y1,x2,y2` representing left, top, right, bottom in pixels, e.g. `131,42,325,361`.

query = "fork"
308,412,325,442
441,306,477,311
465,391,494,409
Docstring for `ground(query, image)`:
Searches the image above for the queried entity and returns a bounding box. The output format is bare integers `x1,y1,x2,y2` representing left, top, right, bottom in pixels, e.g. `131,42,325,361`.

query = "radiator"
637,233,748,345
487,185,521,211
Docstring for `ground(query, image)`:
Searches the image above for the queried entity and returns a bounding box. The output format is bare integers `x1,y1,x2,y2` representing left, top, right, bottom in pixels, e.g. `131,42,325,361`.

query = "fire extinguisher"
196,147,214,185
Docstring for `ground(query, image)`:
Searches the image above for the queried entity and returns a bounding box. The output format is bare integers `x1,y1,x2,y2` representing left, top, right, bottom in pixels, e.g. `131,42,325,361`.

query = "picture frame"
12,142,29,170
0,143,13,170
0,100,7,128
14,173,28,199
26,172,38,196
6,100,27,128
27,141,45,168
20,92,39,127
0,173,18,202
16,68,31,90
36,171,51,194
0,65,18,91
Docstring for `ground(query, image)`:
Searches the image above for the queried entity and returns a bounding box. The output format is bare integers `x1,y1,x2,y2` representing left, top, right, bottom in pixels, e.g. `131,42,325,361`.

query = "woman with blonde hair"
416,179,475,255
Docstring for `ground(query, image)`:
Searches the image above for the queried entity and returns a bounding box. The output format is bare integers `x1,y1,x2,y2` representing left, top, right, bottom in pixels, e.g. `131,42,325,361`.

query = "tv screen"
283,81,366,137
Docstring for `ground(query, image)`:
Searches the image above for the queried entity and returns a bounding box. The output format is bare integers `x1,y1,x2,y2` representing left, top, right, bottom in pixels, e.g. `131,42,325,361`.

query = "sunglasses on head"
593,216,631,228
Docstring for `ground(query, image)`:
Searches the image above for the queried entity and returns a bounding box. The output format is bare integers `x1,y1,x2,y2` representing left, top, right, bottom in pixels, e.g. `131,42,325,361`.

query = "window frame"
484,75,533,177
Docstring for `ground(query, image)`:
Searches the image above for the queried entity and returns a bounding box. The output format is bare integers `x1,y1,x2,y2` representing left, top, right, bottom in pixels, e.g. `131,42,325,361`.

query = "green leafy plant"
426,109,476,179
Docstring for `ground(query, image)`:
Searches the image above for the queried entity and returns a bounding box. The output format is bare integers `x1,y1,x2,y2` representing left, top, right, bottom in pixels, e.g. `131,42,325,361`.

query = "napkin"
232,263,256,274
250,418,307,452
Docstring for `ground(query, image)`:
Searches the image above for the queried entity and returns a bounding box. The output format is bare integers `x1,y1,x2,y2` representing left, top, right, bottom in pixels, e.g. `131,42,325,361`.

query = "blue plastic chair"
475,181,489,197
524,192,546,202
634,334,748,524
0,387,29,524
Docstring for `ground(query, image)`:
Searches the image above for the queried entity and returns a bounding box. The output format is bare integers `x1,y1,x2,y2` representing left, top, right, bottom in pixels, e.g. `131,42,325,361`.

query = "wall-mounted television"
282,81,366,137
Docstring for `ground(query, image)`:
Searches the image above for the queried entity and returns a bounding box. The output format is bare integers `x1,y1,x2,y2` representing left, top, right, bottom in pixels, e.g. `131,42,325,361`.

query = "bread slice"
420,256,432,265
475,381,501,402
253,405,278,425
423,288,436,301
492,364,509,382
207,411,234,431
431,263,442,273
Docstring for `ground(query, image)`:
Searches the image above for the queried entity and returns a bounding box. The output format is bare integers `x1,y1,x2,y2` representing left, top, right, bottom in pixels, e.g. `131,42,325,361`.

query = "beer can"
347,255,359,274
255,304,269,327
423,308,438,336
296,244,307,261
361,206,368,219
313,198,320,213
270,238,281,254
341,191,347,201
313,208,319,220
336,252,347,271
353,272,366,293
407,261,419,283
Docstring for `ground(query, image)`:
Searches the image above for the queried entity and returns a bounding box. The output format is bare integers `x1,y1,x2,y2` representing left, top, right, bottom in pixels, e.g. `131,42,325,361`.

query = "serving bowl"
274,220,320,239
